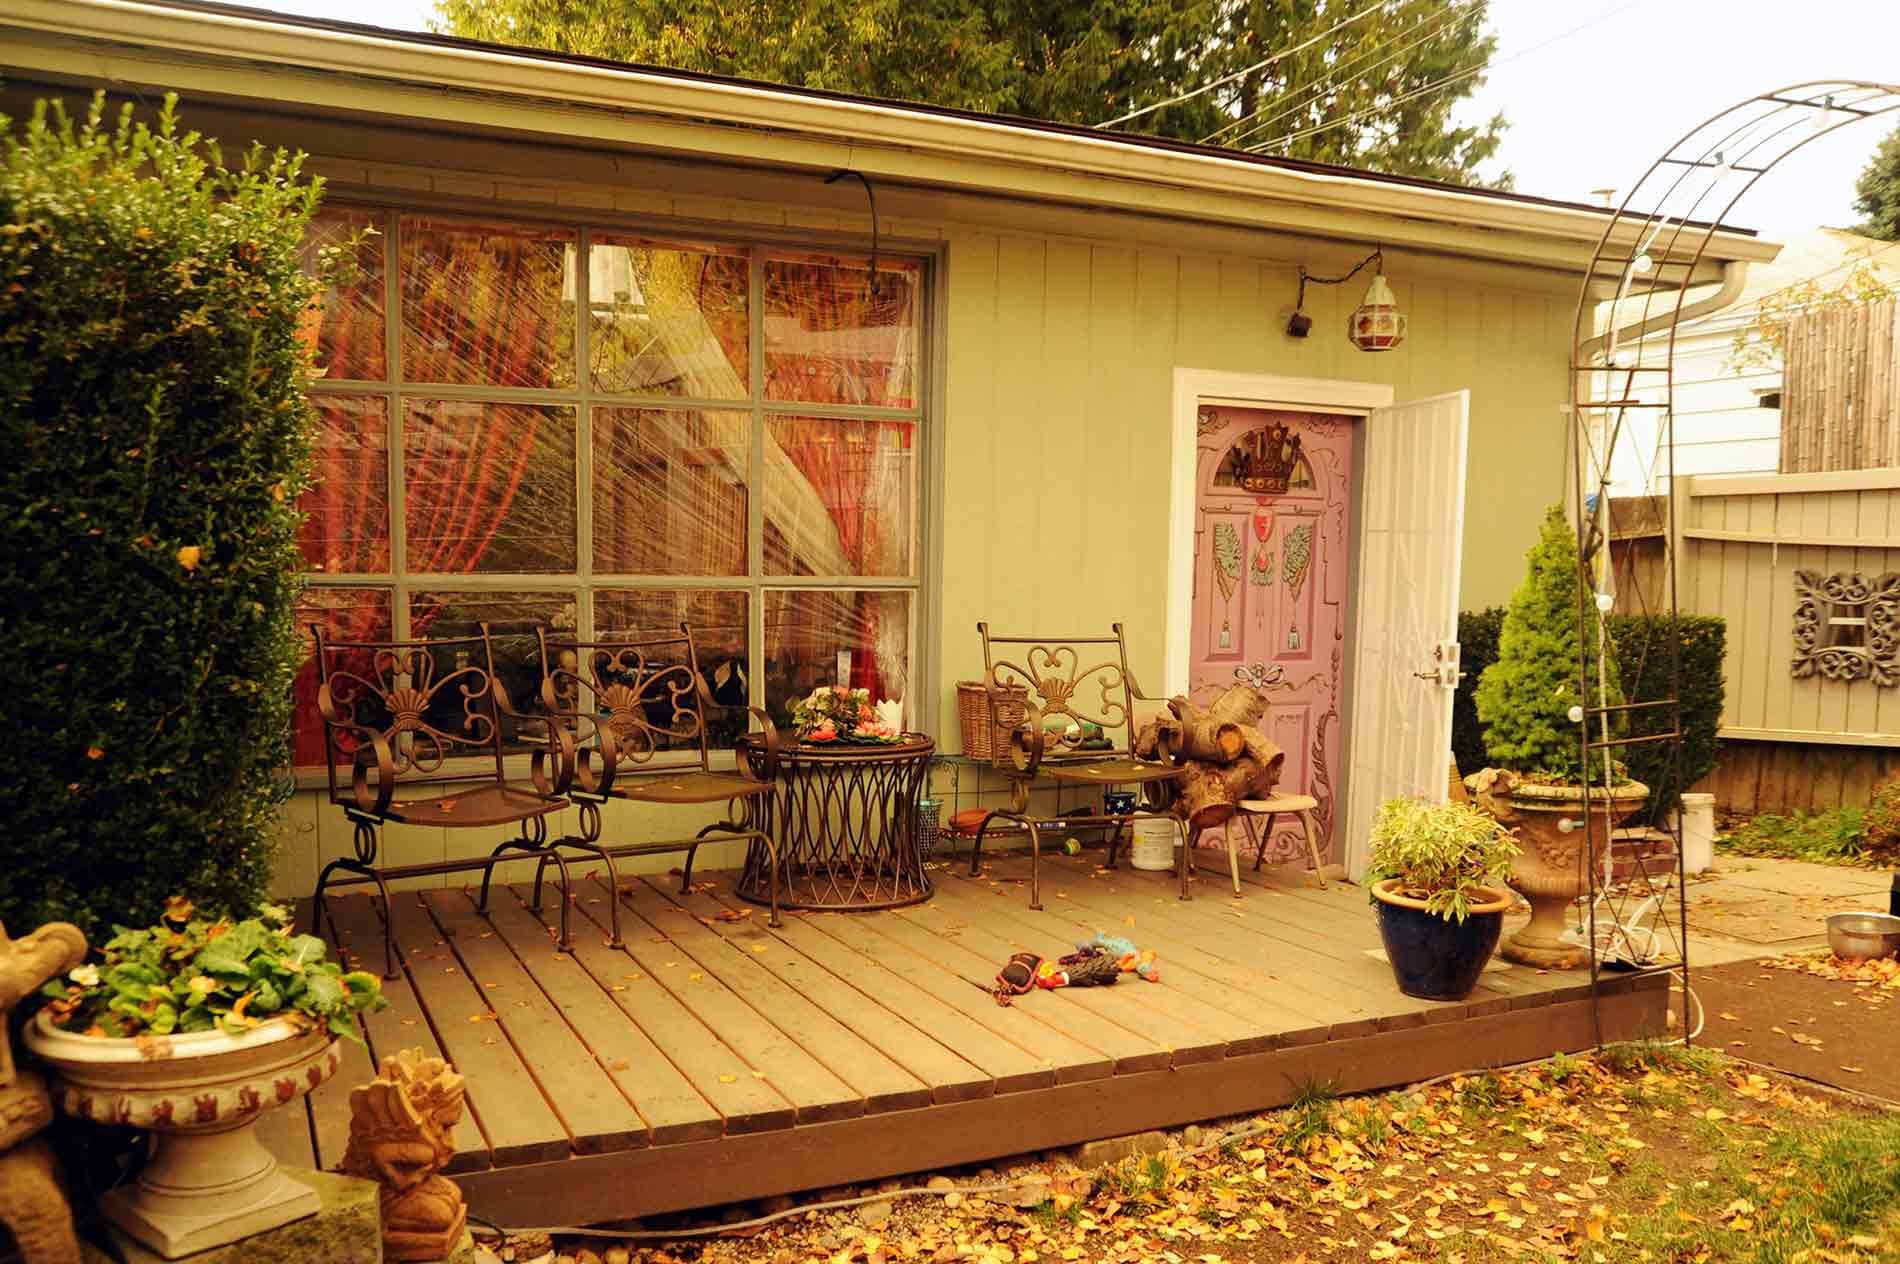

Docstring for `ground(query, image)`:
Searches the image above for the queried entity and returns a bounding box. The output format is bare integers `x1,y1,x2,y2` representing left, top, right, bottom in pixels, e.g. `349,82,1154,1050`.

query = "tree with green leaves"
432,0,1509,186
1852,121,1900,242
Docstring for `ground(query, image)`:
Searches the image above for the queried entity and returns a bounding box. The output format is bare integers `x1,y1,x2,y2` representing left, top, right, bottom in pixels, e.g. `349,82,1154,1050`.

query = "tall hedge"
0,96,326,942
1456,608,1726,819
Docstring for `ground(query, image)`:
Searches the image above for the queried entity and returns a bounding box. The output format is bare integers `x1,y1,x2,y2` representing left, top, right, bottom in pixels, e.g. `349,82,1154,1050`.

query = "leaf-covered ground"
510,1042,1900,1264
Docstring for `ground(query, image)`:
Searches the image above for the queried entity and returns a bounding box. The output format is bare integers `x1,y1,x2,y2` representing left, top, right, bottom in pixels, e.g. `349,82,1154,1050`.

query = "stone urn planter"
1466,770,1649,969
25,1013,342,1259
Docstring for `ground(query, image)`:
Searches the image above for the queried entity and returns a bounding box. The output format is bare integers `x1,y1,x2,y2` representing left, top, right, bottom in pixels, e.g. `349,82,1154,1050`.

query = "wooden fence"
1676,468,1900,813
1782,299,1900,473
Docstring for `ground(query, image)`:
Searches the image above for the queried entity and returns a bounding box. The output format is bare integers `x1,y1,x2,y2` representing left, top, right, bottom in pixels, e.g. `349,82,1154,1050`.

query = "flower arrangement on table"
790,686,905,744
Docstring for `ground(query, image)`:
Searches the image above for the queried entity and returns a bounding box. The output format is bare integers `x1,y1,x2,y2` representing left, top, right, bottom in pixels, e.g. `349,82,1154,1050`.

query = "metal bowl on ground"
1826,911,1900,960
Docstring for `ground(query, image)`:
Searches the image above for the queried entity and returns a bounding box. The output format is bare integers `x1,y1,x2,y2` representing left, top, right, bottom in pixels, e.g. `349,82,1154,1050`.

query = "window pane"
593,408,748,576
400,217,576,388
763,589,910,727
410,590,577,750
589,238,748,397
403,400,576,574
300,207,387,382
764,416,914,577
764,253,920,408
595,589,750,749
292,586,392,768
300,395,389,574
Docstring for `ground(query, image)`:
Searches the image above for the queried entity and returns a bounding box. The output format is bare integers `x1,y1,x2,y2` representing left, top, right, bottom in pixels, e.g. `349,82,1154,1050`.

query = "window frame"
295,200,940,784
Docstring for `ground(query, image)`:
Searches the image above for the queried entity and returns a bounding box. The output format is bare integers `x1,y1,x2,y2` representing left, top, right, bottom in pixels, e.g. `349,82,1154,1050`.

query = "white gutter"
1578,261,1753,364
0,0,1780,275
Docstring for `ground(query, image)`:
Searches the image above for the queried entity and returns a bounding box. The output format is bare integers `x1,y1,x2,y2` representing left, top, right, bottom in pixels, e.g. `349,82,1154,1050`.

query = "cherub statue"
339,1048,469,1261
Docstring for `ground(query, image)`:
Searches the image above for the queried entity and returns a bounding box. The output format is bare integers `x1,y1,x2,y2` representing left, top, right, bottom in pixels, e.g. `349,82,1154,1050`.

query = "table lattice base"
735,736,935,911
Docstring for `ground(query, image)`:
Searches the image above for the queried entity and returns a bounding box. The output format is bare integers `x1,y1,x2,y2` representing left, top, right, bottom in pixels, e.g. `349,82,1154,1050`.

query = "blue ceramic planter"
1372,880,1509,1001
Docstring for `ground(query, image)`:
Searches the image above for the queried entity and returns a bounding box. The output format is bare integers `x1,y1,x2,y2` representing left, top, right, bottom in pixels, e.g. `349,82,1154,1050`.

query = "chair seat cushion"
1043,758,1184,785
613,770,775,805
1239,793,1319,812
381,783,565,827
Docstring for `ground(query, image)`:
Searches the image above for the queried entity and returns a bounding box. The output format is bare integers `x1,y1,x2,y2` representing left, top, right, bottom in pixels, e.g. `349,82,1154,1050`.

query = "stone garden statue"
0,919,88,1264
339,1047,470,1262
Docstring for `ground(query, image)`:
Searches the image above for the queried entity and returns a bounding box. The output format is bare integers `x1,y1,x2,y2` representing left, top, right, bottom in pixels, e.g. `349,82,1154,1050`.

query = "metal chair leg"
969,811,994,877
1026,818,1044,911
1299,810,1328,888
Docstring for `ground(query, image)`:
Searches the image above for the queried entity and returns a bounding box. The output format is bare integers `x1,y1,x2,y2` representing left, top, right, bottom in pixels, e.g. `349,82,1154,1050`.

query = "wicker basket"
956,680,1028,760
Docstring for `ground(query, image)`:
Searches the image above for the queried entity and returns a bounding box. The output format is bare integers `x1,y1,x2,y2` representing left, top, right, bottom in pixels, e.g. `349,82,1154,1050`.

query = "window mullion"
749,247,767,713
383,207,409,640
576,227,594,642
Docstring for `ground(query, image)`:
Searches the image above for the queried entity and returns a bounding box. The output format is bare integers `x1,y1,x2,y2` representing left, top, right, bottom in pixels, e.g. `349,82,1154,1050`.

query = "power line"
1096,0,1389,130
1203,4,1475,148
1253,0,1643,154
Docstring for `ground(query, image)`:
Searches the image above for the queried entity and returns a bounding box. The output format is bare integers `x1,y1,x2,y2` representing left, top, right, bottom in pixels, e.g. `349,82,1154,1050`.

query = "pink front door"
1188,406,1356,865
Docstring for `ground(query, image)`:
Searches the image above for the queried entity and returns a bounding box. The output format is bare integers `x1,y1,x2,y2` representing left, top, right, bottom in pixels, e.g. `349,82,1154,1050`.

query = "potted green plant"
1468,505,1649,968
25,897,386,1258
1367,797,1519,1000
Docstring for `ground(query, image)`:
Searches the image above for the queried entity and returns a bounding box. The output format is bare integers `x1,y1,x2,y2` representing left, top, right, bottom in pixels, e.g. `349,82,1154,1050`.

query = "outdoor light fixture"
1287,248,1407,351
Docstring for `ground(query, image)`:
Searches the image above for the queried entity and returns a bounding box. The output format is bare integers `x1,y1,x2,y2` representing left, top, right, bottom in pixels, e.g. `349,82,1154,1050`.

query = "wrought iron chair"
969,622,1193,908
308,626,571,978
504,623,783,948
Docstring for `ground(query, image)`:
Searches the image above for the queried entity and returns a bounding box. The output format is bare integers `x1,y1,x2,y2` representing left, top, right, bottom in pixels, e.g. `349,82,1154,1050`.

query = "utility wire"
1202,4,1473,147
1097,0,1389,130
1253,0,1643,154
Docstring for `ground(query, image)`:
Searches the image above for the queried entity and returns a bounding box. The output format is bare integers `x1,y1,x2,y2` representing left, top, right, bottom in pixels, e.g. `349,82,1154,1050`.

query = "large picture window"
292,207,925,767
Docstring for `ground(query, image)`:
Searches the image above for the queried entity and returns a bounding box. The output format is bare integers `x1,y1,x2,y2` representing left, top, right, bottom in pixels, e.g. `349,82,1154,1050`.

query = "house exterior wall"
43,103,1574,900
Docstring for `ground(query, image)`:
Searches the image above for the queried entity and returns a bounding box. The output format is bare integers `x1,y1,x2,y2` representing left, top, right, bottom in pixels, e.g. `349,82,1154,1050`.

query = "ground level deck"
273,849,1668,1227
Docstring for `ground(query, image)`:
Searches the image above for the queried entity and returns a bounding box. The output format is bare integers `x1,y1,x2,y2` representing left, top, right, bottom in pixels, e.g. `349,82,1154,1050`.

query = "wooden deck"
273,849,1669,1226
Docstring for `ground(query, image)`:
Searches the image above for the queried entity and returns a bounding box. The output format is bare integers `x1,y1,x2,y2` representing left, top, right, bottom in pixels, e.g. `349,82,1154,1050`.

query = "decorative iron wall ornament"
1791,570,1900,685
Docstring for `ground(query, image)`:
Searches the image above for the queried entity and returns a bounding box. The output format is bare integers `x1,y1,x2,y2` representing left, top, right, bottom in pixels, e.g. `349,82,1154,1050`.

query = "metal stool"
1230,793,1328,887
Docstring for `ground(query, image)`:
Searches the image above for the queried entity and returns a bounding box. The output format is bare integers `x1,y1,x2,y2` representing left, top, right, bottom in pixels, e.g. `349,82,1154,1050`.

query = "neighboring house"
0,0,1777,892
1606,228,1900,494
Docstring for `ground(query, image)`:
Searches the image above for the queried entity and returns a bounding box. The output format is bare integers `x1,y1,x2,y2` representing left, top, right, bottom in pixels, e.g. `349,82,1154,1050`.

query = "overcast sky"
244,0,1897,236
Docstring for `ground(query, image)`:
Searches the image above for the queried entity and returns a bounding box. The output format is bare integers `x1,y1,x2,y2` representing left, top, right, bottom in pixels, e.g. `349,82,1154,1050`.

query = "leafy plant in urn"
1469,506,1647,968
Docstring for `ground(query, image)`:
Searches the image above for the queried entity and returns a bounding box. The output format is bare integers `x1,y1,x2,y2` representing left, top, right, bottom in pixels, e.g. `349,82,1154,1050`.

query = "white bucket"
1679,792,1716,874
1129,818,1177,871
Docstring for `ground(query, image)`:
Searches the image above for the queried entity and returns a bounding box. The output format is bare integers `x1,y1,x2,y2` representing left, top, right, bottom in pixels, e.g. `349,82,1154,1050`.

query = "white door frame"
1165,368,1394,697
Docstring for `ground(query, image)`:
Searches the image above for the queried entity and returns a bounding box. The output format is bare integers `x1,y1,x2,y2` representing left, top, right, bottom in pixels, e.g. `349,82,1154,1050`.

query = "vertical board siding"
1682,475,1900,814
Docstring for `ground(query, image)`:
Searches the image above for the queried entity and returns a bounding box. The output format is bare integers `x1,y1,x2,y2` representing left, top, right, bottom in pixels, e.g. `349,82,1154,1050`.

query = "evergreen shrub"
0,94,330,941
1472,505,1624,784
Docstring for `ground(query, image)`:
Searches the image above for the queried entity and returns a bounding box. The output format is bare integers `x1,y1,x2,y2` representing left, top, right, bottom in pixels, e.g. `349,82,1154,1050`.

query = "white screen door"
1340,390,1470,878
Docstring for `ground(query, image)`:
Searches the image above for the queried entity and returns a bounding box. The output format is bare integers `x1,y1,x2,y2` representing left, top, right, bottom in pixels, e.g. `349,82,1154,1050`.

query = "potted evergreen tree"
1367,798,1519,1000
1468,506,1648,968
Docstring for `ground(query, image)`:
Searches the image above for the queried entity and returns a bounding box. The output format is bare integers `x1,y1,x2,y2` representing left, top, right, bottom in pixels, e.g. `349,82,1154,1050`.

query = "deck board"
385,895,572,1166
421,890,651,1155
270,854,1672,1228
518,889,799,1135
618,877,935,1114
662,879,995,1105
320,891,492,1173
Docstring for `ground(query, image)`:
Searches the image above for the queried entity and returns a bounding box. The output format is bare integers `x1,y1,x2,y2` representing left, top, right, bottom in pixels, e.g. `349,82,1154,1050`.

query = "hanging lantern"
1349,268,1407,351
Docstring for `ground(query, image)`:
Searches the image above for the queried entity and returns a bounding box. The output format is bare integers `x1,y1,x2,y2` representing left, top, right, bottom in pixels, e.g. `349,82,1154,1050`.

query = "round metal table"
734,733,936,911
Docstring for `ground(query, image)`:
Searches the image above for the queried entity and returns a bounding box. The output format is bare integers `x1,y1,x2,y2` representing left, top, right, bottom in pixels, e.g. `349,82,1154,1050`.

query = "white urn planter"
25,1012,342,1259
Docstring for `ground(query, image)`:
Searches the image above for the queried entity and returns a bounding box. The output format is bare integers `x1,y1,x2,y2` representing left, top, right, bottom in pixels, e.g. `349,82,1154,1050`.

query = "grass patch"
1719,806,1869,864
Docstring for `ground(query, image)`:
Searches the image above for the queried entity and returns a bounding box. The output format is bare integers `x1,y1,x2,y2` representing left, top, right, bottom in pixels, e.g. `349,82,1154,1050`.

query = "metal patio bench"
307,625,572,978
501,623,784,948
967,622,1196,908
